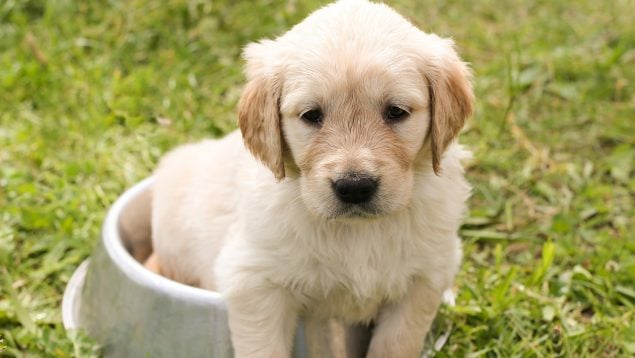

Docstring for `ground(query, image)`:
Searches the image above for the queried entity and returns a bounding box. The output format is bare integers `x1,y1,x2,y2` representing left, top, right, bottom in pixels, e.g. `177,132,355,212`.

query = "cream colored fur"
151,0,473,357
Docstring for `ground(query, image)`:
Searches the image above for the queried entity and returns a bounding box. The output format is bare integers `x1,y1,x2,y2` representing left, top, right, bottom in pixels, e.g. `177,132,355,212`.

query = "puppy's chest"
288,237,421,322
303,287,386,323
295,259,412,323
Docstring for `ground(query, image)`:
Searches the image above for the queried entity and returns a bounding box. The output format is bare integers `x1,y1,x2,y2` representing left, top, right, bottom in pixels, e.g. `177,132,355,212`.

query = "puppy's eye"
385,105,409,122
301,109,324,126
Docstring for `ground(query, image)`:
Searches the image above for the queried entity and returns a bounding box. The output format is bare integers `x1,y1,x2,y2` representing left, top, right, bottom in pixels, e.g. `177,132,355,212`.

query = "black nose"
332,176,378,204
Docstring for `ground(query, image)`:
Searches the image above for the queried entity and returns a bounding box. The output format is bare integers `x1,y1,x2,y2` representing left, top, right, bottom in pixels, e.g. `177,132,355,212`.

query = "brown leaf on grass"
506,242,530,255
25,33,48,66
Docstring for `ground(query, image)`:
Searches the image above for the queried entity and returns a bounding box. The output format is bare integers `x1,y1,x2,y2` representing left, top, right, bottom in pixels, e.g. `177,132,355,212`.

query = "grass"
0,0,633,356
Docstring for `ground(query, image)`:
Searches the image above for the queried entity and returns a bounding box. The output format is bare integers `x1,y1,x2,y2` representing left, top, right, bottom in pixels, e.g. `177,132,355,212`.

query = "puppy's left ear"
421,35,474,175
238,41,286,180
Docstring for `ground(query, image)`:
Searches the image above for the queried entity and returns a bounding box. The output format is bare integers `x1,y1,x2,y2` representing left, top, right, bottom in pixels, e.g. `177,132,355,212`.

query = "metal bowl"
62,178,308,357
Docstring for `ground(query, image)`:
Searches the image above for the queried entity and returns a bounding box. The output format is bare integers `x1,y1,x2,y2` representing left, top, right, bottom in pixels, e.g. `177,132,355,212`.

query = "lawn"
1,0,633,356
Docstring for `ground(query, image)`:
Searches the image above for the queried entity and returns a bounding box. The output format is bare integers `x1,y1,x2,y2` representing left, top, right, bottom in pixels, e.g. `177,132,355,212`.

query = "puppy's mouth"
328,203,382,221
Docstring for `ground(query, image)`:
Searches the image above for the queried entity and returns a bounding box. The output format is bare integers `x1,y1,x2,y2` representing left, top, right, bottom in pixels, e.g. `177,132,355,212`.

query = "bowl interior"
116,180,153,264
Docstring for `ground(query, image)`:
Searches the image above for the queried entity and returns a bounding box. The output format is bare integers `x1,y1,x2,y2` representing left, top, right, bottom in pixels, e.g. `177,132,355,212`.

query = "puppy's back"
151,131,244,289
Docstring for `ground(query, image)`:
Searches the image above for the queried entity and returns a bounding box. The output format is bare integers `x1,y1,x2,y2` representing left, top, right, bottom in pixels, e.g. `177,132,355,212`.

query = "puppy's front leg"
305,316,339,357
305,317,367,358
225,284,299,358
366,279,443,358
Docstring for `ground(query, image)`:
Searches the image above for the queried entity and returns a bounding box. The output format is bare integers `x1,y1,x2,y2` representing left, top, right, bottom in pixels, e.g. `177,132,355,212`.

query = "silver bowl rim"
62,259,89,330
63,177,224,330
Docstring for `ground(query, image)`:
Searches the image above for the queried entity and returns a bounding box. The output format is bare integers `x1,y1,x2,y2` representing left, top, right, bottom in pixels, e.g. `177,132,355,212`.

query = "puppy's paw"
143,252,162,274
442,289,456,306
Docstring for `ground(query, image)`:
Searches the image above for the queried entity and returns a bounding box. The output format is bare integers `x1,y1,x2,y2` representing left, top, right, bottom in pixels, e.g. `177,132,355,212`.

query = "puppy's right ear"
238,41,285,180
417,35,474,175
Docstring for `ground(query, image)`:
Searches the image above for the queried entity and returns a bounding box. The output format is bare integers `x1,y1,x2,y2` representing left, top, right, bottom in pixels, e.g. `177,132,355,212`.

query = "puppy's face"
280,54,428,219
238,0,473,220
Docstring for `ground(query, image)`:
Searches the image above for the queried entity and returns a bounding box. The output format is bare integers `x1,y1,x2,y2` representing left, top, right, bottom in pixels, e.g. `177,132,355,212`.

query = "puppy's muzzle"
331,173,378,204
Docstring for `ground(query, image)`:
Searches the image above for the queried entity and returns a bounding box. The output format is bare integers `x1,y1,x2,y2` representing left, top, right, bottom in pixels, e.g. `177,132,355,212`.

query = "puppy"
150,0,473,356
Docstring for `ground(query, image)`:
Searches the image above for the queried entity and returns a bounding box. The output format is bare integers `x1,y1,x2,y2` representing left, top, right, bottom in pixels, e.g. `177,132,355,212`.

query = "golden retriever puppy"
150,0,473,356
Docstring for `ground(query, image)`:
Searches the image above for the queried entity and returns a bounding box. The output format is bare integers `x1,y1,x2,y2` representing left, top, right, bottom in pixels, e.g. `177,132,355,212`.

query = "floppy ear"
238,42,285,180
423,37,474,175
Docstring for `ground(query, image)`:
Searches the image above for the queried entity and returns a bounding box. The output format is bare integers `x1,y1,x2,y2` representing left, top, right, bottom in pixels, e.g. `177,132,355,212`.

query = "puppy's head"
239,0,473,220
